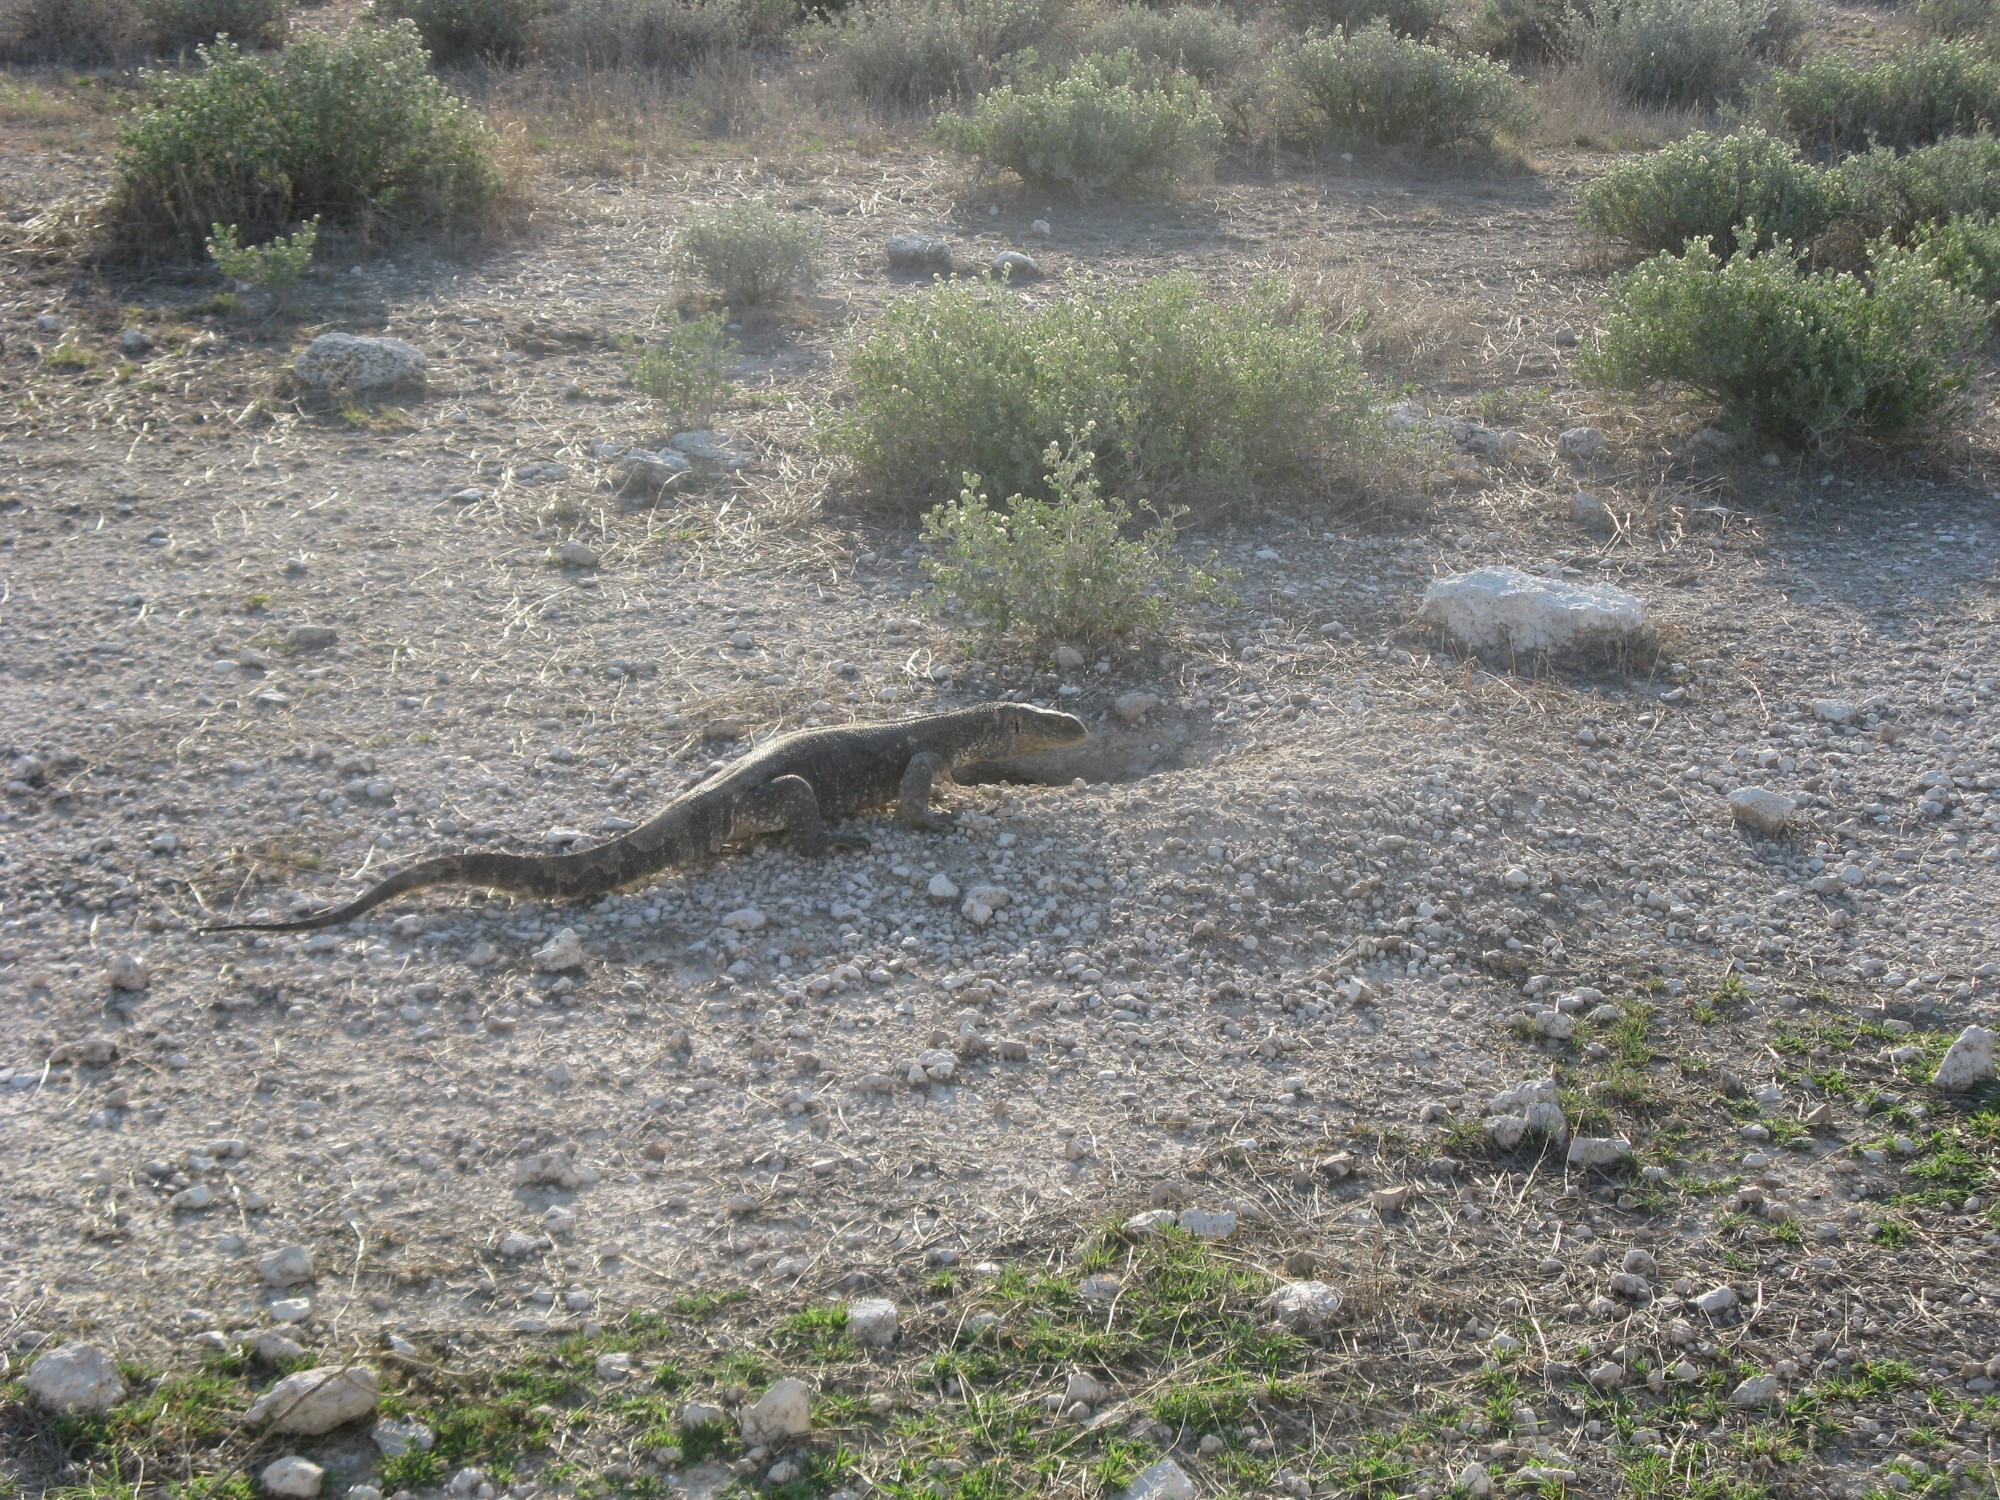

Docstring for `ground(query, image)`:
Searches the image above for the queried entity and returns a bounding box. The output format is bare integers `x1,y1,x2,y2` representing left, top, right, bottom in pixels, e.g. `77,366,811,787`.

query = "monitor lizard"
202,703,1088,933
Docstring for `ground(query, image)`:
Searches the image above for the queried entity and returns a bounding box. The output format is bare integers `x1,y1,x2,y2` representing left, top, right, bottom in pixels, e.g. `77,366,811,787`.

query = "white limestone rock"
1727,787,1795,835
738,1377,812,1445
532,927,586,972
1263,1281,1343,1331
245,1366,380,1434
258,1246,315,1288
1420,566,1649,655
25,1343,125,1413
1489,1078,1567,1141
1934,1025,1996,1092
848,1298,899,1348
261,1456,324,1497
1122,1458,1196,1500
1567,1135,1632,1169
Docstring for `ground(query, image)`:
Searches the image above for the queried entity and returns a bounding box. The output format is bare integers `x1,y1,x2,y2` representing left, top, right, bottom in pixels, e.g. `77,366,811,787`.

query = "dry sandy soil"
4,16,2000,1500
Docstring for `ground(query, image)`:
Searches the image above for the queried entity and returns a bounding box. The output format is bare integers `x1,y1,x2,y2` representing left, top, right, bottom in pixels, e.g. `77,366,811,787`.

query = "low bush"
0,0,137,60
1830,135,2000,245
1287,0,1448,39
1915,0,1998,44
1583,230,1985,446
366,0,543,62
1905,213,2000,309
139,0,288,49
208,216,316,306
935,50,1222,195
1763,42,2000,153
672,202,818,305
1470,0,1580,62
1577,129,1838,255
1079,4,1253,87
834,272,1372,511
622,314,733,422
923,434,1218,646
831,0,1075,109
532,0,794,69
1282,21,1532,148
1574,0,1800,107
111,22,503,256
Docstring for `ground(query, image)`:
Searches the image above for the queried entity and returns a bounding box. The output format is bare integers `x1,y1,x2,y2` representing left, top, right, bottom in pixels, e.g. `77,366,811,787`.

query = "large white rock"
1122,1458,1196,1500
1420,566,1650,655
259,1245,316,1287
532,927,586,972
1489,1078,1567,1141
1264,1280,1343,1331
245,1366,380,1434
25,1343,126,1413
1567,1135,1633,1169
261,1456,324,1497
738,1377,812,1445
847,1298,899,1348
291,334,427,399
1934,1025,1996,1092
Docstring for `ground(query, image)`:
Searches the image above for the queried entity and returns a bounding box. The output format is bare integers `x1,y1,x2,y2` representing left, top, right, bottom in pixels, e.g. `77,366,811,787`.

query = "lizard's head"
995,703,1089,757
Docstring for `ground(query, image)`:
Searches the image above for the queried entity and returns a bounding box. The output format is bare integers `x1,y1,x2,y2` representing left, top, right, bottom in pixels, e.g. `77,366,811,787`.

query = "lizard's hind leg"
737,774,866,856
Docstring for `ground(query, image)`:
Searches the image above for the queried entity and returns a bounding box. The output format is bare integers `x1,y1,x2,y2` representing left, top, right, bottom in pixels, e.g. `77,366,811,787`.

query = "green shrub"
1575,0,1800,107
1577,129,1838,255
138,0,288,49
1763,42,2000,154
1470,0,1581,62
834,272,1372,511
366,0,543,62
1583,231,1985,445
207,216,317,304
923,433,1218,646
0,0,139,62
1079,4,1253,87
532,0,793,69
1915,0,1998,44
832,0,1075,109
622,314,733,422
672,202,818,304
1287,0,1448,39
1830,135,2000,245
1282,21,1533,148
112,23,503,256
1904,213,2000,309
935,51,1222,195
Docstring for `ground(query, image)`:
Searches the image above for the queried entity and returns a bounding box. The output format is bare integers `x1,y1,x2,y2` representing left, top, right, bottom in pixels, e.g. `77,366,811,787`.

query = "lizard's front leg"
735,774,866,856
897,751,959,832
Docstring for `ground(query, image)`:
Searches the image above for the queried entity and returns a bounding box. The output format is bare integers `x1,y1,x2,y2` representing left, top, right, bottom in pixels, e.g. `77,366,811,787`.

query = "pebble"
738,1376,813,1444
992,250,1042,280
1934,1025,1995,1091
106,953,150,991
532,927,585,972
1177,1208,1237,1239
24,1342,125,1412
1727,786,1795,835
1121,1459,1195,1500
848,1298,899,1347
261,1456,323,1498
259,1245,315,1287
1694,1285,1739,1317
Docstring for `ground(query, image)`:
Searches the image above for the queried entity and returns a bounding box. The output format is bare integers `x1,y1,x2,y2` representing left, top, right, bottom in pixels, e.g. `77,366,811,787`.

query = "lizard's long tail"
202,799,715,933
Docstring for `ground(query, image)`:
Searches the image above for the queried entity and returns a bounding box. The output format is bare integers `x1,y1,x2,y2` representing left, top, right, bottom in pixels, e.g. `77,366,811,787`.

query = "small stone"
738,1377,812,1445
1570,491,1608,528
1609,1272,1651,1299
1727,787,1795,835
1113,691,1160,725
596,1351,632,1379
927,874,960,901
668,430,752,466
1558,426,1608,460
371,1417,435,1457
532,927,585,972
613,447,691,496
291,333,427,399
1064,1371,1108,1408
1420,566,1650,655
246,1243,314,1291
1729,1374,1780,1408
1811,698,1857,725
720,907,766,931
1694,1285,1739,1317
1587,1360,1624,1388
1123,1209,1178,1236
251,1332,305,1364
1263,1281,1343,1331
1933,1025,1996,1092
992,250,1041,280
1031,218,1052,237
554,540,599,569
1457,1461,1494,1499
107,954,150,991
1078,1274,1122,1302
246,1366,381,1434
269,1298,311,1323
1053,644,1085,671
1368,1185,1413,1214
170,1183,215,1211
1567,1135,1632,1169
120,327,154,355
681,1400,727,1431
1621,1247,1658,1279
61,1034,118,1066
514,1149,599,1190
25,1343,125,1413
261,1456,323,1498
1177,1208,1237,1240
848,1298,899,1348
1121,1458,1195,1500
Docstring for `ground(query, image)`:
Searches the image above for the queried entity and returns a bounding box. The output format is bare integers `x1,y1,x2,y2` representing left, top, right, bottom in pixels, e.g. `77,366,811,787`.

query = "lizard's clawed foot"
826,831,873,854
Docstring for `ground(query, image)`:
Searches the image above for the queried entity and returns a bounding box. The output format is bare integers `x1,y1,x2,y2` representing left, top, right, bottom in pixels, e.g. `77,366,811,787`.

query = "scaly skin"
202,704,1087,933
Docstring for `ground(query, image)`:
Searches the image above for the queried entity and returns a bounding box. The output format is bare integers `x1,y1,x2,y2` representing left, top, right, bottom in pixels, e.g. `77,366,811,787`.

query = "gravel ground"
4,75,2000,1500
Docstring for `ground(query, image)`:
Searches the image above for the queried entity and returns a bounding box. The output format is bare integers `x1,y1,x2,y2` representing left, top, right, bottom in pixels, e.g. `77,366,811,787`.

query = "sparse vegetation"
834,271,1373,511
206,216,317,306
923,433,1218,646
621,313,733,422
1585,230,1986,447
365,0,543,63
110,22,502,255
1575,0,1802,107
1287,0,1449,39
531,0,795,71
1577,129,1838,257
1763,41,2000,154
0,0,137,61
1470,0,1579,62
1282,20,1533,148
1830,134,2000,247
1079,4,1255,88
1905,212,2000,311
935,50,1223,196
1916,0,1999,43
138,0,288,50
672,200,818,305
830,0,1076,110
